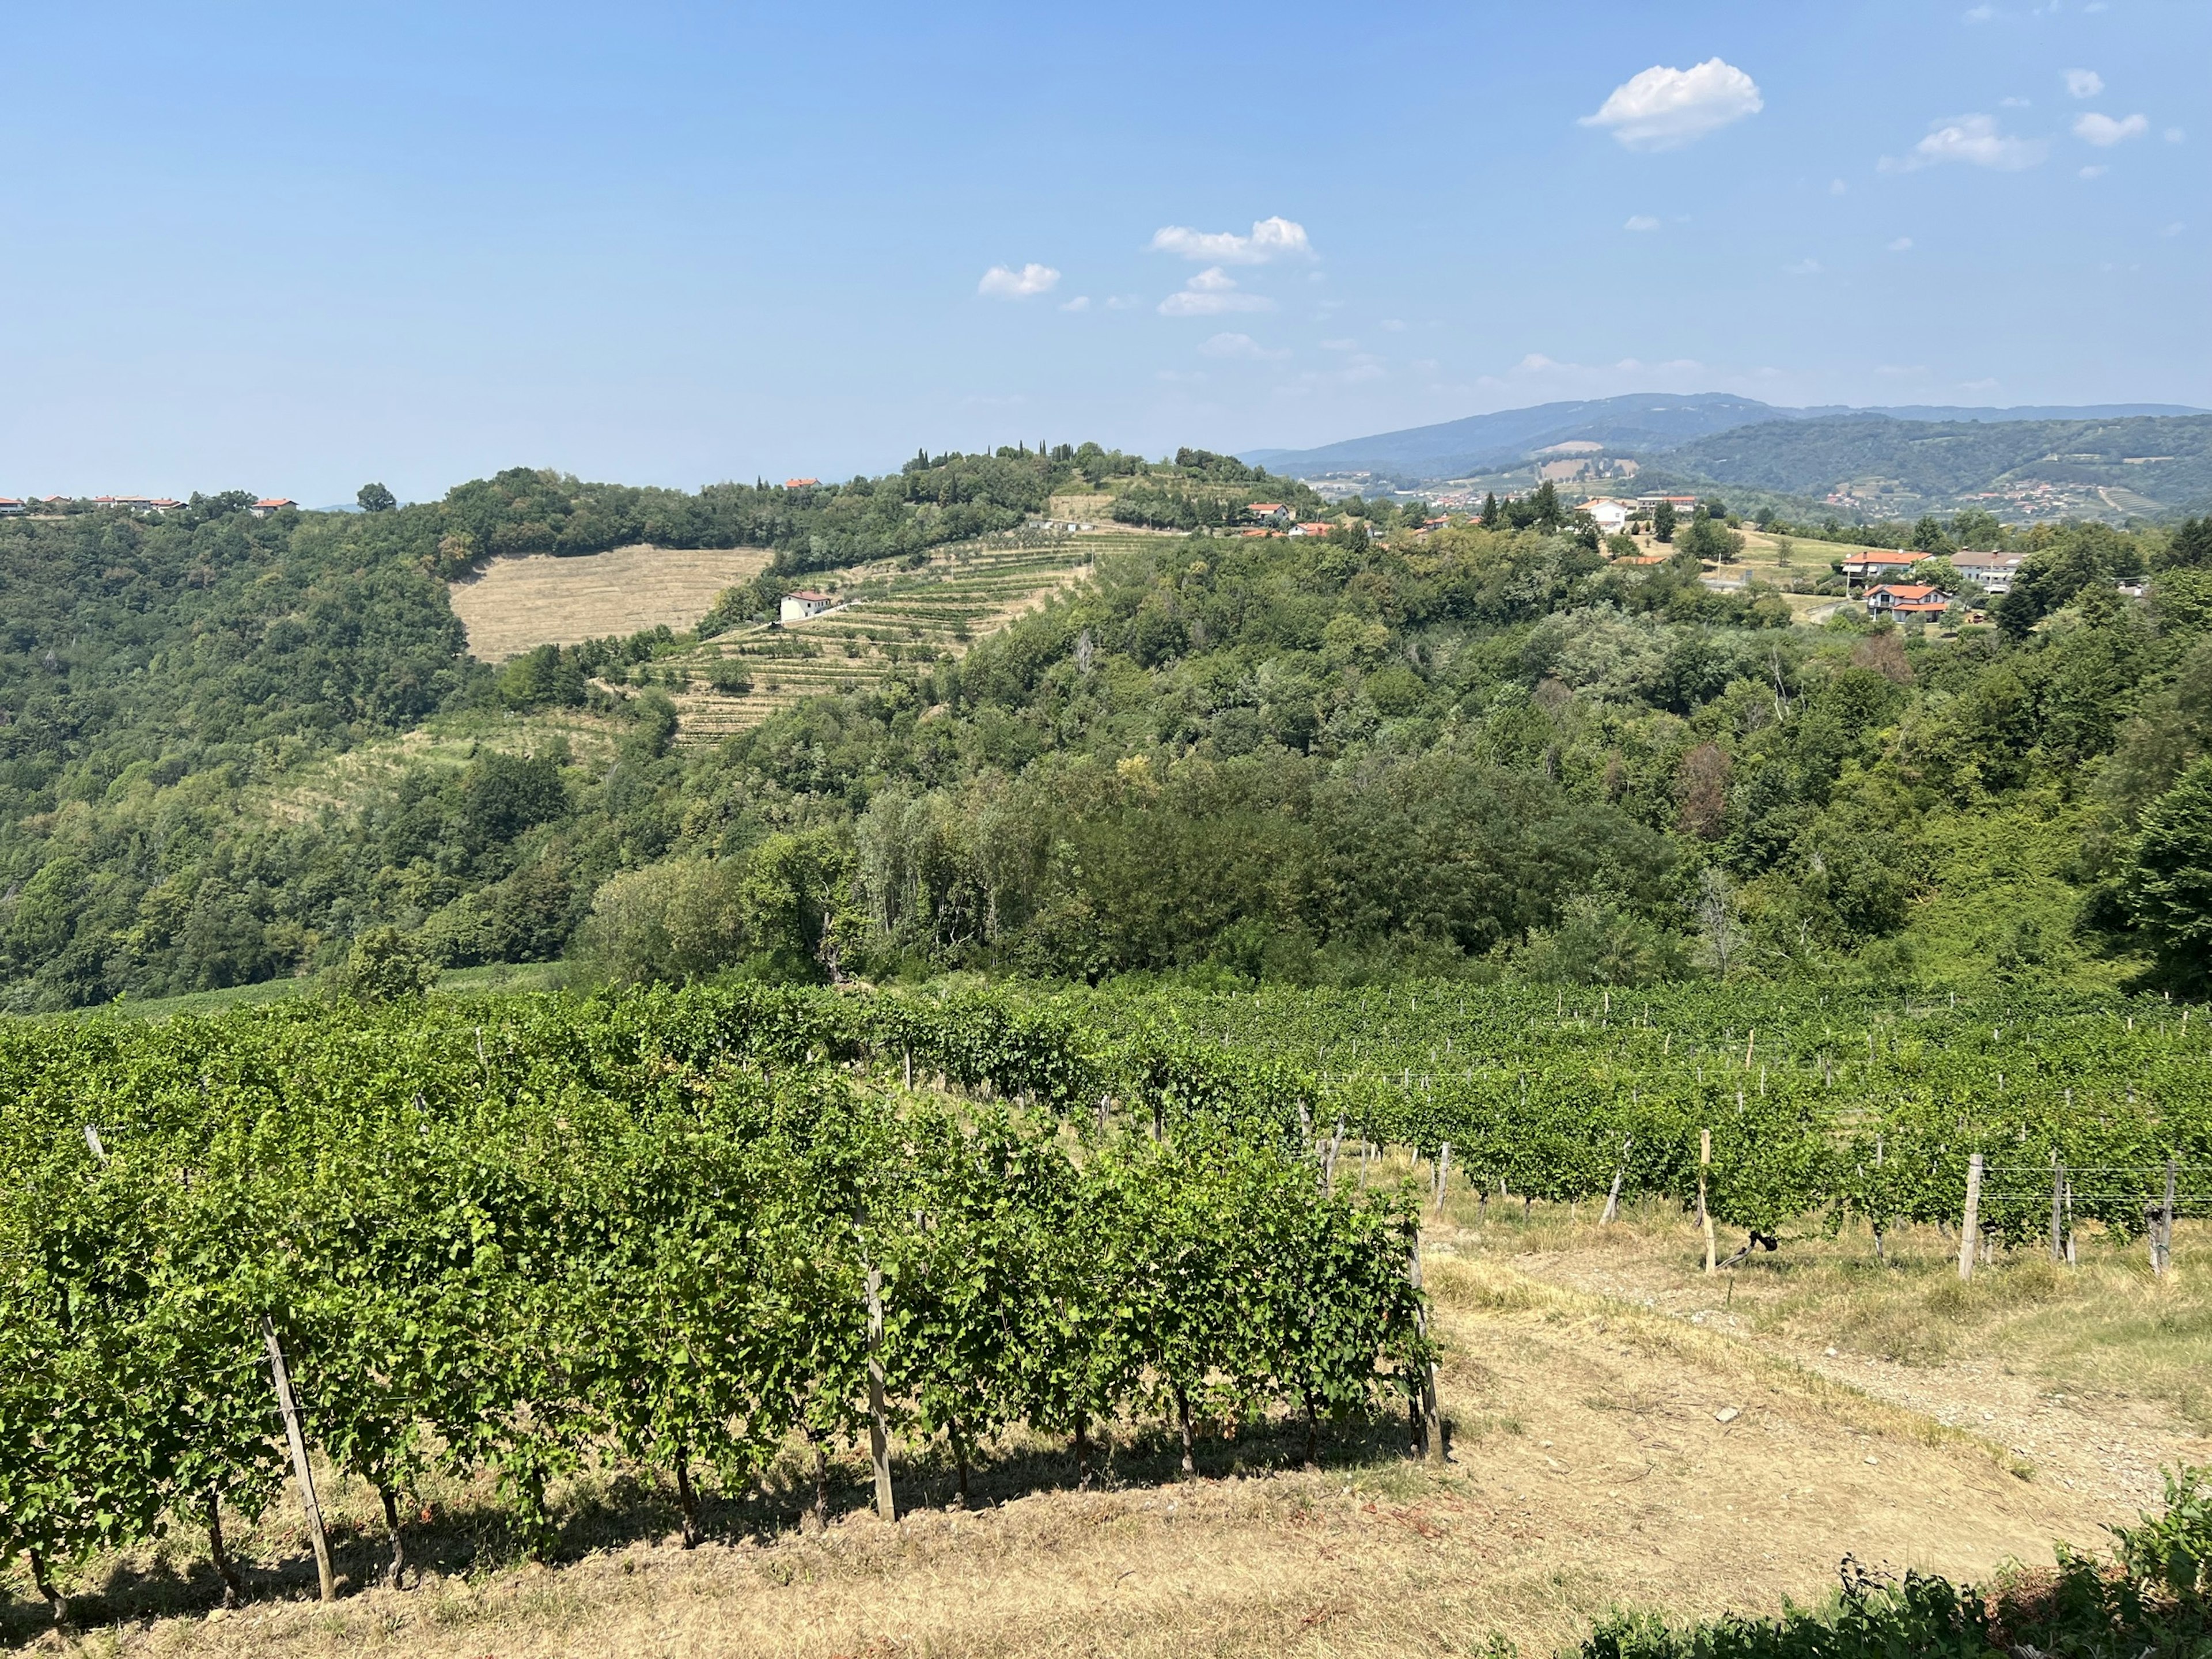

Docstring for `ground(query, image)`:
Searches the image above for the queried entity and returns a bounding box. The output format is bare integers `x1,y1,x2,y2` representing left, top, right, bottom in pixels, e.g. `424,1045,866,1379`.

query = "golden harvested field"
16,1192,2203,1659
448,544,772,662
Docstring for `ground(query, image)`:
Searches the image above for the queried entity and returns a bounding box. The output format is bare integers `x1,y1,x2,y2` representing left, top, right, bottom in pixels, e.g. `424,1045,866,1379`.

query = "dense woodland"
1,453,2210,1010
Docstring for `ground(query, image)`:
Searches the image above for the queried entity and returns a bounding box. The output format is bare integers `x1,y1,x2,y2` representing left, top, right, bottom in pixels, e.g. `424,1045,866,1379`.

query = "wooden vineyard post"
2154,1159,2177,1279
2050,1154,2065,1263
1601,1137,1631,1224
263,1319,335,1603
1873,1132,1886,1265
864,1262,897,1522
1699,1129,1716,1276
1433,1142,1452,1216
1957,1153,1983,1283
1406,1229,1443,1463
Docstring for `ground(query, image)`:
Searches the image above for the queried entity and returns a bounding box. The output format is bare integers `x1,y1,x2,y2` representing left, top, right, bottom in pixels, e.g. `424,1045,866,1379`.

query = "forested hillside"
0,451,1116,1006
1665,412,2212,518
3,461,2211,1010
685,513,2212,991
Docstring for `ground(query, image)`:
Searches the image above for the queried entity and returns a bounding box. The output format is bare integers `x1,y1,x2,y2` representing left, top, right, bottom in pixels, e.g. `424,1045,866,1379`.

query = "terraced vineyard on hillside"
660,526,1161,744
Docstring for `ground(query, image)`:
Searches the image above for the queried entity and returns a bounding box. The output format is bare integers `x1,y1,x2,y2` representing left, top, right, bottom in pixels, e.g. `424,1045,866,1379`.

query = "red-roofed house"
0,499,23,517
249,498,297,518
783,478,820,489
1246,502,1289,525
1865,583,1952,617
1838,549,1922,585
1287,521,1334,537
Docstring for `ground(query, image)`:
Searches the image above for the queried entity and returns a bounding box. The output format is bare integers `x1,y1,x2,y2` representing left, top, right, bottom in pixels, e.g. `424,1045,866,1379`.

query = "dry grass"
18,1191,2195,1658
449,545,772,663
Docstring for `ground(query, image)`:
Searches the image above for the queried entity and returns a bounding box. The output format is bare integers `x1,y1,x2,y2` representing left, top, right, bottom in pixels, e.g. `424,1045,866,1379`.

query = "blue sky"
2,0,2205,503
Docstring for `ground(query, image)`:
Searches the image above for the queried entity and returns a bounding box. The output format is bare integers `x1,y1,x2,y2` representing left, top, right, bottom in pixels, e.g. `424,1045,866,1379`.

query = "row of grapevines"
0,986,1421,1611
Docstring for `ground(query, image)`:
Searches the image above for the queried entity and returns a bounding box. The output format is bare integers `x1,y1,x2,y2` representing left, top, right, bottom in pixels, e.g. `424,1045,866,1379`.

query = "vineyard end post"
2157,1158,2177,1278
1407,1228,1442,1461
1699,1128,1715,1277
1957,1153,1982,1283
2050,1155,2064,1264
863,1263,897,1523
263,1318,336,1602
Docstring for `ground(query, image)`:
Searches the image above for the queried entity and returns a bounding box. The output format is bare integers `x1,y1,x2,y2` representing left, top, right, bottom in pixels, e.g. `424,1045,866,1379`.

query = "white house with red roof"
1865,582,1952,618
1838,549,1923,584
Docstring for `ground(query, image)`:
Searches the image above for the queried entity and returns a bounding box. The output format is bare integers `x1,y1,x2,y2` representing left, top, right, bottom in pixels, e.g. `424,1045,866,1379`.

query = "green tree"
1910,514,1955,555
357,482,397,513
1678,513,1742,565
2166,517,2212,569
1652,499,1677,543
2126,757,2212,988
328,925,440,1001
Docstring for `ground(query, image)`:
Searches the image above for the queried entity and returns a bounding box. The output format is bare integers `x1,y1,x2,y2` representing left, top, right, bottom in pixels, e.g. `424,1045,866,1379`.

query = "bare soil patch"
448,544,771,662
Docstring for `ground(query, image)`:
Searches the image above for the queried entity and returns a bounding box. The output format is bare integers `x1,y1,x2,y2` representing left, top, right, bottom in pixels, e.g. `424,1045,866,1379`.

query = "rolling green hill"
2,453,2211,1013
1664,413,2212,521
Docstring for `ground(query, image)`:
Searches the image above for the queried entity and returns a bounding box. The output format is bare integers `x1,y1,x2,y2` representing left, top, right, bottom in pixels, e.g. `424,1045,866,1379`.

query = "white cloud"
978,262,1060,298
2168,127,2187,143
2065,68,2104,99
1624,214,1661,232
1198,332,1288,360
1147,216,1313,264
1961,377,2001,393
1888,236,1914,251
1380,319,1407,332
1104,295,1140,310
2080,164,2109,179
1581,58,1763,150
1059,295,1090,312
1830,177,1849,195
1319,338,1357,351
1877,363,1930,378
1882,113,2046,172
1963,3,1995,20
1157,267,1272,316
2001,96,2031,108
1783,258,1822,275
2162,221,2186,237
2074,111,2148,145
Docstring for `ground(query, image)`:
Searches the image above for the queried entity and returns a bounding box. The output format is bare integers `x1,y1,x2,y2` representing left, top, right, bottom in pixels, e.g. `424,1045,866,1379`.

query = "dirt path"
1489,1232,2212,1516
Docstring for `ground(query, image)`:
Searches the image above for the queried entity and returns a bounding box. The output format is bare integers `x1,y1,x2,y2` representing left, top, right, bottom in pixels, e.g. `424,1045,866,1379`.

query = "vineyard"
4,978,2209,1635
662,527,1156,743
0,986,1427,1626
1066,982,2212,1261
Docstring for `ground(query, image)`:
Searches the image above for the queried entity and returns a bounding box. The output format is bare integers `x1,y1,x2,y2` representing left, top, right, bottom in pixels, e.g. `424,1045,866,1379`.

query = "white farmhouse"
1581,498,1634,535
779,590,837,624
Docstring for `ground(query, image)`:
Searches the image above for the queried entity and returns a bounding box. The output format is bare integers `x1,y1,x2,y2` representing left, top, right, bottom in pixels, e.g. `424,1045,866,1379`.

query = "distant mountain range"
1242,395,2204,478
1240,394,2212,520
